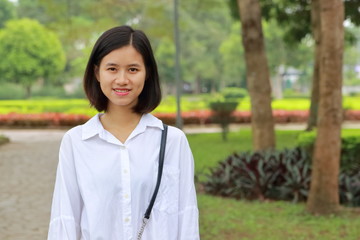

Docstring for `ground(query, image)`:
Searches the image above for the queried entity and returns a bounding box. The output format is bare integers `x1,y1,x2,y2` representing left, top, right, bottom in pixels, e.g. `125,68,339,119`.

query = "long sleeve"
177,133,200,240
48,133,83,240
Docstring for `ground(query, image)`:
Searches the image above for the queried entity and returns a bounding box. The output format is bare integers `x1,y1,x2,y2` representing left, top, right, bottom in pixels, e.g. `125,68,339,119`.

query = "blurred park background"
1,0,360,239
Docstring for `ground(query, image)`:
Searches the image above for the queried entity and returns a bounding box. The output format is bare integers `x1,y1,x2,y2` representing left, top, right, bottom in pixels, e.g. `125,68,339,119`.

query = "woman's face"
96,45,146,111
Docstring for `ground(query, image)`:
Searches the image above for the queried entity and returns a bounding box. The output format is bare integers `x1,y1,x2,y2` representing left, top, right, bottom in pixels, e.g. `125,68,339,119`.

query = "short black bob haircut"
83,25,161,114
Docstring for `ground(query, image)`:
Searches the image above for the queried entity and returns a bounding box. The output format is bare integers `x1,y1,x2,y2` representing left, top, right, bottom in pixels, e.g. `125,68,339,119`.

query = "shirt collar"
81,113,163,141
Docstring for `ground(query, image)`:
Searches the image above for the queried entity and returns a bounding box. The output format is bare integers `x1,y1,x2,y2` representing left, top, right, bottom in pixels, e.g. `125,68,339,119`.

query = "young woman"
48,25,199,240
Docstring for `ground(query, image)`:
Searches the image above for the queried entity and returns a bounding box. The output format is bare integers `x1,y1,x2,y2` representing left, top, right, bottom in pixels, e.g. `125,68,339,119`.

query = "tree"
179,0,232,93
306,0,321,131
0,19,66,97
154,38,176,94
0,0,16,27
306,0,344,215
256,0,360,130
219,22,246,88
236,0,276,150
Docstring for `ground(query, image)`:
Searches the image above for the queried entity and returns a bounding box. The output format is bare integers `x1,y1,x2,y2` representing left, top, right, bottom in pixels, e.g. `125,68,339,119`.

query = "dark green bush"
339,172,360,207
209,101,238,141
220,87,248,100
203,147,311,203
203,147,360,207
297,131,360,173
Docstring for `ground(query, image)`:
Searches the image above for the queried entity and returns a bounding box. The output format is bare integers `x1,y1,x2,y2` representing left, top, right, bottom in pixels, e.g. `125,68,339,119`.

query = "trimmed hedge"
0,110,359,128
0,113,89,128
297,131,360,173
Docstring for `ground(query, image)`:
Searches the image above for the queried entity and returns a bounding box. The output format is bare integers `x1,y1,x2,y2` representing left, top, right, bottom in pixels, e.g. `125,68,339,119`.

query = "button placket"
120,144,132,239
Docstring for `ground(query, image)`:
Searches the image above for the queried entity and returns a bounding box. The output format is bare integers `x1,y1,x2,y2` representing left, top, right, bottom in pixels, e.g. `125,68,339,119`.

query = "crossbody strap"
137,123,168,240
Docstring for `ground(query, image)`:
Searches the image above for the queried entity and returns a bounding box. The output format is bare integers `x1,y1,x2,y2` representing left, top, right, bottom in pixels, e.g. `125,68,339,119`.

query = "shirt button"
124,194,129,199
124,218,130,223
124,169,128,174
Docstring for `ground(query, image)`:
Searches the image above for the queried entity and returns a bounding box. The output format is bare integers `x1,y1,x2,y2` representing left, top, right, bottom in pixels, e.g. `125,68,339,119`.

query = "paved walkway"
0,129,65,240
1,122,360,239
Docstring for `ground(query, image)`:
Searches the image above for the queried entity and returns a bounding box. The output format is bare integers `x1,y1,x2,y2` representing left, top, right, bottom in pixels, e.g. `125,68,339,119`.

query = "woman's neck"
100,106,142,143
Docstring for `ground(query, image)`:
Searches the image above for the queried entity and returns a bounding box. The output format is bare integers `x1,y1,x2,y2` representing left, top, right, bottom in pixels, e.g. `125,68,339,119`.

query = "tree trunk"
195,75,202,94
306,0,321,131
237,0,275,150
25,85,32,99
273,66,284,100
306,0,344,215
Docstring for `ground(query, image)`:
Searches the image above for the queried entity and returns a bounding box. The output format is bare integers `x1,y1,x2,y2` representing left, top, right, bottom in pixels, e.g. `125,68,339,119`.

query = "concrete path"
0,129,66,240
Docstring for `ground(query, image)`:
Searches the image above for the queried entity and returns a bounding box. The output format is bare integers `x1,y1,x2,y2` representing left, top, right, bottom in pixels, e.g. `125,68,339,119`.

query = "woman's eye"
108,67,116,71
129,67,138,73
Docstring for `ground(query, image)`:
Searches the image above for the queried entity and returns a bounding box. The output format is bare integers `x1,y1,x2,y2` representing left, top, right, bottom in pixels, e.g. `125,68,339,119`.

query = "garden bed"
0,110,359,128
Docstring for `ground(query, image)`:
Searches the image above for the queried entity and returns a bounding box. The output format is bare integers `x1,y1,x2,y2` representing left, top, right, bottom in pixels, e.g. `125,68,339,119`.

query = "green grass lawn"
189,129,360,240
187,129,302,176
199,194,360,240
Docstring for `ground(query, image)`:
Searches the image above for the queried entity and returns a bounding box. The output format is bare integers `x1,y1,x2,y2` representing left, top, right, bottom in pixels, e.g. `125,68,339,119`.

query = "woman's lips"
113,88,130,96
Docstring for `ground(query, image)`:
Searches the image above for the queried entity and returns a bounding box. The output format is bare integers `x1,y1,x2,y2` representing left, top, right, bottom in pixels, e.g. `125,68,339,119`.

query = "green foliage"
188,129,302,178
282,89,309,99
209,101,238,141
218,22,246,88
32,85,67,98
179,0,232,93
155,38,175,84
271,98,310,110
2,96,360,115
0,83,26,100
339,172,360,207
203,147,311,203
193,129,360,238
203,143,360,207
0,0,16,27
297,130,360,173
0,18,66,97
220,87,248,100
0,99,97,115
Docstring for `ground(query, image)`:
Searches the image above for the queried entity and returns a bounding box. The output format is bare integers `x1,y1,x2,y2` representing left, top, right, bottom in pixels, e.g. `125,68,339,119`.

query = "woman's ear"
94,65,100,82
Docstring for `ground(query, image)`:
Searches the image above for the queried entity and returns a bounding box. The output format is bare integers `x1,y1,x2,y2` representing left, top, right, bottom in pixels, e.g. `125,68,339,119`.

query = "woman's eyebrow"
128,63,142,67
105,62,119,67
104,63,142,67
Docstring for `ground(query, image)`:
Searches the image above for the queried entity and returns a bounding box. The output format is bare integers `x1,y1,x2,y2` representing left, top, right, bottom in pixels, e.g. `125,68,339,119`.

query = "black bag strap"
145,123,168,219
137,124,168,240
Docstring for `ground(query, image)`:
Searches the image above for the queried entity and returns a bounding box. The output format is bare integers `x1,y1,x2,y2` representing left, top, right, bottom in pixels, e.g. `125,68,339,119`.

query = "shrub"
203,147,311,203
339,172,360,207
0,113,89,127
297,131,360,173
209,101,238,141
221,87,248,100
344,110,360,121
282,89,309,98
203,146,360,207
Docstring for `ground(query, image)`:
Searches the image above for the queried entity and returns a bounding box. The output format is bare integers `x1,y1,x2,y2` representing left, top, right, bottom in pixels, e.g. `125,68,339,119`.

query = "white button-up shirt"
48,113,199,240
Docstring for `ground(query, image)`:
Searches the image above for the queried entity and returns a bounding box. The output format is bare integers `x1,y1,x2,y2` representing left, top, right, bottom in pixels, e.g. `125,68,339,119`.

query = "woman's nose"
115,71,129,85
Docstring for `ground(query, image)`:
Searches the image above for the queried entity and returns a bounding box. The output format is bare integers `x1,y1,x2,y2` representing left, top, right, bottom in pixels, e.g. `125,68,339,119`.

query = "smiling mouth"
114,89,130,93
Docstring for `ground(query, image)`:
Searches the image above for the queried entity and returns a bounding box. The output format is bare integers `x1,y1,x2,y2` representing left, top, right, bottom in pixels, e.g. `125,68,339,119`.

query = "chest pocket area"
154,166,180,214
